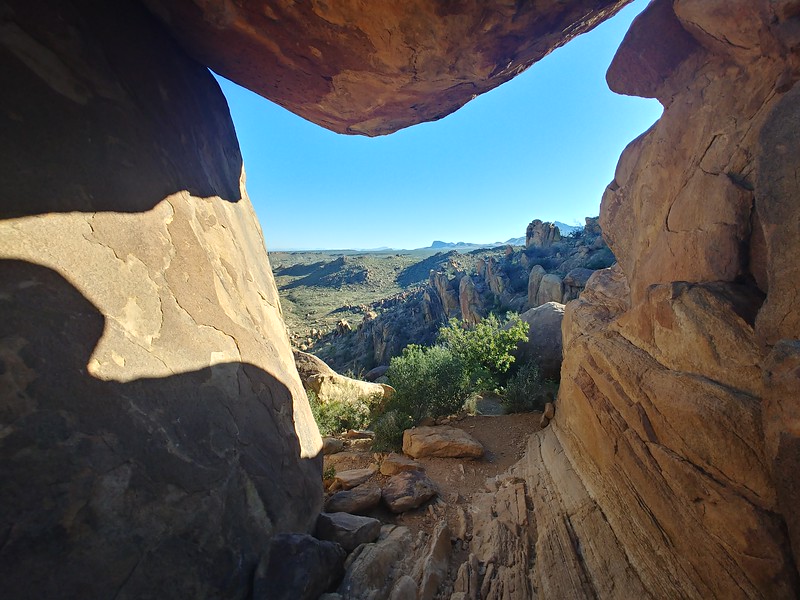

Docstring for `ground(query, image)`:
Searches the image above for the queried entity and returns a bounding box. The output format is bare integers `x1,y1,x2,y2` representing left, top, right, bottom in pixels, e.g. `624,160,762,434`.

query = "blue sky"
216,0,660,251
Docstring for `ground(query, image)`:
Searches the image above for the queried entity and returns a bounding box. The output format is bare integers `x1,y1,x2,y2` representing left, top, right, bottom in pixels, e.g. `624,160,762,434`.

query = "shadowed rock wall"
0,0,321,597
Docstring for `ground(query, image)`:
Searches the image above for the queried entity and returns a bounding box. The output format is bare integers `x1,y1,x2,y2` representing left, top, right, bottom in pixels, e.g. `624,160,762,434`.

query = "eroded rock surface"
465,1,800,597
143,0,631,135
0,0,321,597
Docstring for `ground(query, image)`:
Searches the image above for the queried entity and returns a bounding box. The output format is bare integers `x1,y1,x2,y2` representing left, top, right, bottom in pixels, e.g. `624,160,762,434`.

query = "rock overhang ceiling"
141,0,633,136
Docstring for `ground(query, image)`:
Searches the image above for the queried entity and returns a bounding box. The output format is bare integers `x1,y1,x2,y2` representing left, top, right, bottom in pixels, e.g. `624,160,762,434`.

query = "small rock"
339,525,412,598
325,482,382,514
253,533,345,600
344,429,375,439
539,414,551,428
403,426,484,459
382,470,438,513
316,512,382,552
380,452,424,476
364,365,389,381
331,466,377,490
543,402,555,419
323,437,345,455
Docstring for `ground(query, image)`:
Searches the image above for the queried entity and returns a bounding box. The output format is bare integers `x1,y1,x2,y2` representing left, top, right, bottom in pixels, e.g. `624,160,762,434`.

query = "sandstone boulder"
325,483,382,515
402,426,484,459
380,453,425,476
0,2,322,597
516,302,565,380
331,466,378,491
536,273,564,306
294,350,393,404
316,512,382,552
562,267,595,302
382,471,439,513
339,525,413,597
253,533,346,600
527,264,547,309
414,521,452,600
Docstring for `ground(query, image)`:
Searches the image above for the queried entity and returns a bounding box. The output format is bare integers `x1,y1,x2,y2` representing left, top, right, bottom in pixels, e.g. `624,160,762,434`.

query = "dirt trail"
323,412,543,537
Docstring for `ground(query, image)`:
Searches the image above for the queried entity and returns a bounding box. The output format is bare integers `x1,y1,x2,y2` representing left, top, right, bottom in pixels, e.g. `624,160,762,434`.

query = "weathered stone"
0,1,321,597
253,533,346,600
389,575,418,600
339,525,413,597
536,274,564,306
526,220,561,248
459,275,485,325
403,426,484,459
144,0,631,136
562,267,595,302
364,365,389,382
543,403,555,420
315,512,382,553
382,471,439,513
526,265,547,309
325,483,383,515
414,521,452,600
323,437,346,455
294,350,393,404
380,453,425,476
331,466,378,492
516,302,565,380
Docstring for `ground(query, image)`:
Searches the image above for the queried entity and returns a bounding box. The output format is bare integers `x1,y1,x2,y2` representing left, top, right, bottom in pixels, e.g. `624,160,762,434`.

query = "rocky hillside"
311,217,614,373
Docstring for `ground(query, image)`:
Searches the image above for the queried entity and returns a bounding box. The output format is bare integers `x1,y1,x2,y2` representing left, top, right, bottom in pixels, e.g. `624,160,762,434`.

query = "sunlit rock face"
0,0,321,597
142,0,632,136
531,0,800,597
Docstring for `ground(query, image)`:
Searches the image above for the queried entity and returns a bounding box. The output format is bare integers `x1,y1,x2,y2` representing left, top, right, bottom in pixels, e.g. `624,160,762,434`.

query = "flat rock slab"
325,483,382,515
332,466,377,490
380,453,424,476
402,426,484,459
316,512,382,552
382,470,438,513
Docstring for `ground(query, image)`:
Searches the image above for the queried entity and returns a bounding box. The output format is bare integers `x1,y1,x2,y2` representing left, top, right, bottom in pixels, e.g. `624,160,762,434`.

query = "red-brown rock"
143,0,631,136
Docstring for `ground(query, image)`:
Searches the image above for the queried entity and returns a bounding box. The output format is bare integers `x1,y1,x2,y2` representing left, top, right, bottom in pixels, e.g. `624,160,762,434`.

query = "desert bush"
503,361,548,413
438,313,529,390
307,390,371,436
371,410,415,452
385,344,469,422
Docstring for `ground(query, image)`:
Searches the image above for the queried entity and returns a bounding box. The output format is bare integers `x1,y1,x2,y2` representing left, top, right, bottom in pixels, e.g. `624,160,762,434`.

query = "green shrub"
386,344,469,422
503,362,548,413
438,313,529,390
371,410,415,452
307,390,371,436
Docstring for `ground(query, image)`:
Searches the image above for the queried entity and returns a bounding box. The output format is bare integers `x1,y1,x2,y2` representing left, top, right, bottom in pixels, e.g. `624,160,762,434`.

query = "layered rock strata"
466,1,800,597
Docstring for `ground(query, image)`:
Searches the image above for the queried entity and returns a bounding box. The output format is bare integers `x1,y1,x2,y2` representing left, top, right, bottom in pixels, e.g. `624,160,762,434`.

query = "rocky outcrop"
143,0,631,136
294,349,394,403
526,219,561,248
0,1,321,597
470,0,800,597
537,273,564,305
516,302,565,380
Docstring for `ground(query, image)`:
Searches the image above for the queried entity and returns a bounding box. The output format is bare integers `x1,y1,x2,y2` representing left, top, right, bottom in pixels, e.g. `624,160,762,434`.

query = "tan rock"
339,525,413,597
402,426,484,459
380,453,424,476
323,437,345,455
526,220,561,248
543,402,555,420
331,466,377,491
526,264,547,309
536,274,564,306
414,521,452,600
294,349,393,404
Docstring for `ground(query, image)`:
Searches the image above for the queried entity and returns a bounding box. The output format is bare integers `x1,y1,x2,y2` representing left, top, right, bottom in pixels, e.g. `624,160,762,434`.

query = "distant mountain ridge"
428,221,582,250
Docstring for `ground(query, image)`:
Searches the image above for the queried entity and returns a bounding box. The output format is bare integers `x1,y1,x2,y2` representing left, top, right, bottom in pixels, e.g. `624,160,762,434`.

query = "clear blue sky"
215,0,660,251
